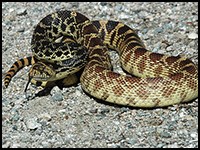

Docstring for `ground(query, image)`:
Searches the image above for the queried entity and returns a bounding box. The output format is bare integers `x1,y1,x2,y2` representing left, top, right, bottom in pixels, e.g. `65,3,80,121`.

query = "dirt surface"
2,2,198,148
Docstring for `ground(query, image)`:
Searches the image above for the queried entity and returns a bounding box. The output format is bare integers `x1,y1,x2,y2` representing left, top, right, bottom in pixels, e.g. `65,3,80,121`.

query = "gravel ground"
2,2,198,148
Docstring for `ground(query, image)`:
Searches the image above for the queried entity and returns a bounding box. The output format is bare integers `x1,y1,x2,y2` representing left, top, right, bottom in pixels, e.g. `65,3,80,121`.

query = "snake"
3,10,198,108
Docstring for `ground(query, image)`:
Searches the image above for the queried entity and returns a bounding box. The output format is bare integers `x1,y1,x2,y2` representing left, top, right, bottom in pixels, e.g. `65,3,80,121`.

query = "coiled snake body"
4,10,198,107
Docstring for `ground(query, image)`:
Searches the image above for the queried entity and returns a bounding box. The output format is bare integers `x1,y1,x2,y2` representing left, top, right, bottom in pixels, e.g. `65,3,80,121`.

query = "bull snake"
4,10,198,107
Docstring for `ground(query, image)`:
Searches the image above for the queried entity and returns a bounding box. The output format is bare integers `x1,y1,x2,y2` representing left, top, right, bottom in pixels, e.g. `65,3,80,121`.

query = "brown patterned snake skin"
4,10,198,107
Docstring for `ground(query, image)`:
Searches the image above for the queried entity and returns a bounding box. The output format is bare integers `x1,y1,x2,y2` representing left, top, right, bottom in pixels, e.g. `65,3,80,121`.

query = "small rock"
89,108,98,113
157,142,165,148
39,113,51,121
119,12,129,19
154,27,163,34
52,92,63,101
188,33,198,39
167,142,179,148
8,8,14,13
17,28,25,32
75,90,82,97
58,109,66,114
179,112,185,118
2,141,11,148
16,8,27,16
10,143,21,148
190,132,197,139
107,143,119,148
11,114,20,122
41,141,51,147
12,125,18,130
26,117,41,130
160,131,171,138
127,138,137,145
100,2,107,6
166,8,172,14
99,108,110,114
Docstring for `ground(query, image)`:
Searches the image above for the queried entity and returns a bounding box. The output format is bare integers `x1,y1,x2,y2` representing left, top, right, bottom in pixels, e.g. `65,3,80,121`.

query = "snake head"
29,62,56,81
24,61,56,93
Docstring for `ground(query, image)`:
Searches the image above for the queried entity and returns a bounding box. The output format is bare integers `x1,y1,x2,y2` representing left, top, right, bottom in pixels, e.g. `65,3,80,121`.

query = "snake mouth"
31,73,53,81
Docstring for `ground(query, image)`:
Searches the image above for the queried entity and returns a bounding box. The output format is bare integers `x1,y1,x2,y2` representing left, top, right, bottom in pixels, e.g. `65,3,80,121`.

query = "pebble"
89,108,98,113
52,92,63,101
157,143,165,148
75,90,82,97
38,113,51,121
154,27,163,34
190,132,197,139
17,28,25,32
99,108,110,114
188,32,198,39
10,143,21,148
2,141,11,148
160,131,171,138
179,111,185,118
11,113,20,122
26,117,41,130
127,138,137,145
41,141,51,147
58,109,66,114
16,8,27,15
167,142,179,148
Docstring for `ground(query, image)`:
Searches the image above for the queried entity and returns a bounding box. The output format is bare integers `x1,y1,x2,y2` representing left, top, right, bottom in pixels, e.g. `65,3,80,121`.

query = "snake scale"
4,10,198,107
